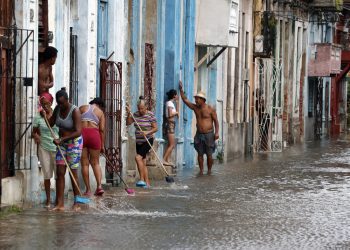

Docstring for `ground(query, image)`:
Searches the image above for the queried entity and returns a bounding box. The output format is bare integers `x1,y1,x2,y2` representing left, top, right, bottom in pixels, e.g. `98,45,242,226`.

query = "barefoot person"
80,98,106,196
38,46,57,95
163,89,179,166
126,96,158,188
45,88,83,211
32,92,59,208
179,81,219,175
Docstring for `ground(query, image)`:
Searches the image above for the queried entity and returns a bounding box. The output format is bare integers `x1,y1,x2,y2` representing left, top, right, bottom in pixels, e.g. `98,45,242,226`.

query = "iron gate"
315,77,323,139
0,27,35,178
254,58,283,152
100,60,122,180
69,27,78,105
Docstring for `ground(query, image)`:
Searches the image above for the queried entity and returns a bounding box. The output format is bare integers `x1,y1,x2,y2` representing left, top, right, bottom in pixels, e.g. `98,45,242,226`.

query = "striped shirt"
133,111,157,144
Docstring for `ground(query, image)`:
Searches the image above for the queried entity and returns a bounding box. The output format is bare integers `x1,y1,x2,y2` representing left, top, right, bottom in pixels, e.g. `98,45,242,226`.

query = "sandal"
136,180,146,187
94,187,104,196
83,191,92,197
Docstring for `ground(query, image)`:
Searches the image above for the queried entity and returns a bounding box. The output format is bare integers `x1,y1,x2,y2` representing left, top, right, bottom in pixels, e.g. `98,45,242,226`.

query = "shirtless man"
38,46,58,95
179,80,219,175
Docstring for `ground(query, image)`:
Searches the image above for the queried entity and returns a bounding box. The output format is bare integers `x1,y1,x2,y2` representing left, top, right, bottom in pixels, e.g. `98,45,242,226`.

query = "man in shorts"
179,81,219,175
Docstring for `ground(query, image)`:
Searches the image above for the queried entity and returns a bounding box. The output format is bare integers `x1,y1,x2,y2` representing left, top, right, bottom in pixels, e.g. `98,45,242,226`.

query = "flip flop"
94,187,105,196
136,180,147,187
83,191,92,197
163,161,174,166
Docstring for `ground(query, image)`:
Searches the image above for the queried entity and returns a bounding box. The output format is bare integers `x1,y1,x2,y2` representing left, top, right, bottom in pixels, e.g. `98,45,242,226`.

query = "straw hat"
194,91,206,100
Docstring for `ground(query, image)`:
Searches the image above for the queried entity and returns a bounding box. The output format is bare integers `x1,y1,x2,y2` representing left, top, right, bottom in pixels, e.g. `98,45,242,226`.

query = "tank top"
81,105,100,125
55,105,77,131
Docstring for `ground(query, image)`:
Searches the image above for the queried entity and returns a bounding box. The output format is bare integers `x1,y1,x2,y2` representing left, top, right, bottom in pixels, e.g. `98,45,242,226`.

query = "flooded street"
2,138,350,249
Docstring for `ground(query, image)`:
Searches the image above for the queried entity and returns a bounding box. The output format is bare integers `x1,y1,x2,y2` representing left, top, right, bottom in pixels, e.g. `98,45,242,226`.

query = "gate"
315,77,323,139
100,60,122,181
0,27,35,181
254,58,283,152
69,27,78,105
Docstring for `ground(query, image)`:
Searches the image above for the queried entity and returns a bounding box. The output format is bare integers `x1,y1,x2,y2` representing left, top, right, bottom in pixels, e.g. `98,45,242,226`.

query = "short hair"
89,97,105,108
56,88,68,101
166,89,177,100
43,46,58,61
137,96,146,106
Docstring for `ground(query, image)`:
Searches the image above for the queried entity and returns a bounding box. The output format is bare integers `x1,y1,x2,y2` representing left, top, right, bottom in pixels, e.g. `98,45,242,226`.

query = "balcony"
309,0,343,10
308,43,342,77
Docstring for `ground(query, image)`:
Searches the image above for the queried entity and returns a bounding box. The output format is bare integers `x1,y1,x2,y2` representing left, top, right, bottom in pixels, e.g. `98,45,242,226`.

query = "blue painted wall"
182,0,196,168
155,0,166,139
96,0,109,96
164,0,176,95
131,0,196,167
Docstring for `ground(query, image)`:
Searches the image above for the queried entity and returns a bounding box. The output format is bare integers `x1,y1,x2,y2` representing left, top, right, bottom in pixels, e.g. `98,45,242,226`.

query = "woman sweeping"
163,89,178,166
45,88,83,211
80,98,106,196
32,92,59,208
126,96,158,188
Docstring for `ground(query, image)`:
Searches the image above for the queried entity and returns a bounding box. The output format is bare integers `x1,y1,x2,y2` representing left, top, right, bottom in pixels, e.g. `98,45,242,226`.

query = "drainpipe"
266,0,270,11
10,26,17,176
217,99,224,153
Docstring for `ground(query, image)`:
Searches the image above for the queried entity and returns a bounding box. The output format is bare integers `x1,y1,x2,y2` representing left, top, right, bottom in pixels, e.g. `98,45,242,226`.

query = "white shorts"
38,146,56,180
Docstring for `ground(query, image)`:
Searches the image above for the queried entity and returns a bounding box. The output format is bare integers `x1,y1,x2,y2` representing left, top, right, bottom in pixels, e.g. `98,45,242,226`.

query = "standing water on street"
1,138,350,249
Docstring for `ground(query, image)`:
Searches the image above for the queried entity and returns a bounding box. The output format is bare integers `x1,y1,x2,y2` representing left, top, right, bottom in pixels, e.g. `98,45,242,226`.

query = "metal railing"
69,27,79,106
0,27,35,175
100,60,123,181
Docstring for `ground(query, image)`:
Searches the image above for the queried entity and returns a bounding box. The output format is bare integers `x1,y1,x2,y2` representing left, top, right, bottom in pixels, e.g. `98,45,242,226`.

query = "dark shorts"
194,131,216,156
82,127,101,150
136,138,154,159
165,120,175,134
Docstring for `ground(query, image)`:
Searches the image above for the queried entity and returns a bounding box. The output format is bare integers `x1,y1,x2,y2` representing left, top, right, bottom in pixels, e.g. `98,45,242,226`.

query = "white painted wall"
72,0,98,106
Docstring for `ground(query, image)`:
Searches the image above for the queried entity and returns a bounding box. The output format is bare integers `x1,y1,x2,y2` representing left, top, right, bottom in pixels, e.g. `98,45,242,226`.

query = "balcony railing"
308,43,342,76
309,0,343,10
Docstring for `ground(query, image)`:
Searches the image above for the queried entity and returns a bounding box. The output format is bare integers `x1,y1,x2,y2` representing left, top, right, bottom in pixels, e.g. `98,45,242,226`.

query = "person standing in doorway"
32,92,59,208
163,89,179,166
126,96,158,188
45,88,83,211
79,98,106,196
179,81,219,175
38,46,57,95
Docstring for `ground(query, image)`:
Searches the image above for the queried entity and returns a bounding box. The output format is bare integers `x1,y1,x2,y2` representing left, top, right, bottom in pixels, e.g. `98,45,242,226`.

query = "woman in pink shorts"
79,98,106,196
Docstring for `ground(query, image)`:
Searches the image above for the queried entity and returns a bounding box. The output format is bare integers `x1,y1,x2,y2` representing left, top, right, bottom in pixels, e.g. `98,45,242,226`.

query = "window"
229,1,238,33
0,0,13,27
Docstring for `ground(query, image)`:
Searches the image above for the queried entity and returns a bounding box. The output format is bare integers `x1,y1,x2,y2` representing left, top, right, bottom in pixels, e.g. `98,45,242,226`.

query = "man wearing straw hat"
179,81,219,175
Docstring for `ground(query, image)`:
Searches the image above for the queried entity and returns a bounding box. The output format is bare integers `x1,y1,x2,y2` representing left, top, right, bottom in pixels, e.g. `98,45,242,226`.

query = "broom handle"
128,111,171,176
43,115,83,196
101,153,129,188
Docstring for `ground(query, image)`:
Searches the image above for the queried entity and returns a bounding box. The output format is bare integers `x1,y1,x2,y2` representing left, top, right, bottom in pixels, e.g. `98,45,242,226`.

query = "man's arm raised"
179,80,196,110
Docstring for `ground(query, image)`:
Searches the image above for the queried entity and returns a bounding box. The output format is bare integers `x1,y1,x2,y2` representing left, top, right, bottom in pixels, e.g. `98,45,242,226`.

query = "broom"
43,115,90,204
101,153,135,195
128,109,175,183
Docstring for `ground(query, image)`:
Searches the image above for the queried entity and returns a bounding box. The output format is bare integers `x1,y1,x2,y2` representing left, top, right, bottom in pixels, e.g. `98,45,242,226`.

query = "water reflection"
1,138,350,249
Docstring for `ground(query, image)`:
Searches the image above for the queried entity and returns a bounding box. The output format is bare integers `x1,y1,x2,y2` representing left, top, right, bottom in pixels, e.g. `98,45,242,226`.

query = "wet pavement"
1,137,350,249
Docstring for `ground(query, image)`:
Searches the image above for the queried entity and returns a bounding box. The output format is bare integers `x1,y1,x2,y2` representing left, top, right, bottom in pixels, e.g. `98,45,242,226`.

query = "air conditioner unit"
242,68,250,81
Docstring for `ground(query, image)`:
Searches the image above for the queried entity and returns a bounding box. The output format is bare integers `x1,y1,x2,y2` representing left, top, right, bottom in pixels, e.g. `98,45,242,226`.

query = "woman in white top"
163,89,178,166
